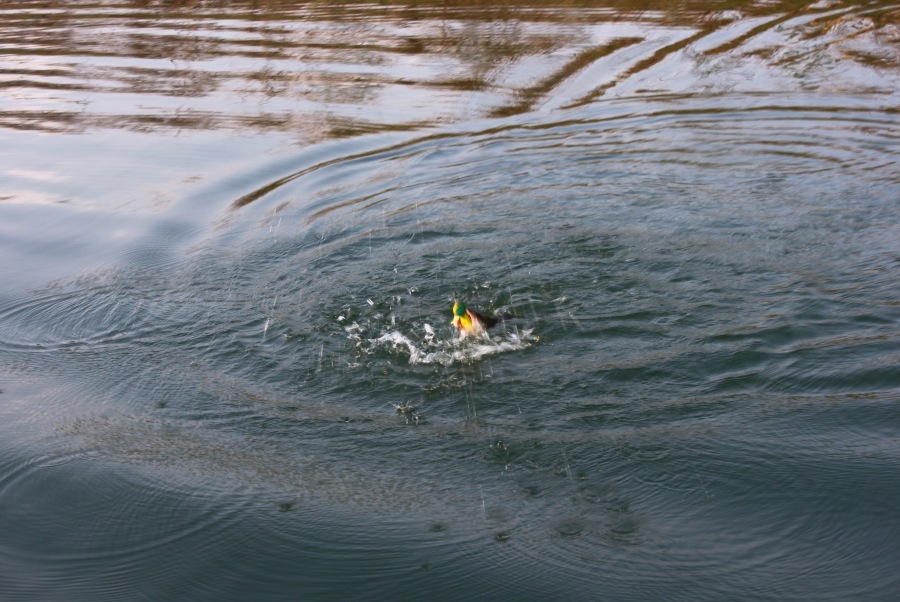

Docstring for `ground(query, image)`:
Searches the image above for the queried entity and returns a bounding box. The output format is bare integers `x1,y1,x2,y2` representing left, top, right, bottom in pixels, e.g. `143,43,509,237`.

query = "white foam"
351,323,537,366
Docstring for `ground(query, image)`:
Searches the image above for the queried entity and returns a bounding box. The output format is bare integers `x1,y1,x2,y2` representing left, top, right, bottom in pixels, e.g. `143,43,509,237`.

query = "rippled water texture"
1,1,899,600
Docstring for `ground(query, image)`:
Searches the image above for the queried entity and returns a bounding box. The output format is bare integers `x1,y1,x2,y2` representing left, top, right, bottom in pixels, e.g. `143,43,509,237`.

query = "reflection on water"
1,0,897,137
1,1,899,601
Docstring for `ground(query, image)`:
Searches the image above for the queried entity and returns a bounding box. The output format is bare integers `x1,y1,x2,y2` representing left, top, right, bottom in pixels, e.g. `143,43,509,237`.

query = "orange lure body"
451,301,498,335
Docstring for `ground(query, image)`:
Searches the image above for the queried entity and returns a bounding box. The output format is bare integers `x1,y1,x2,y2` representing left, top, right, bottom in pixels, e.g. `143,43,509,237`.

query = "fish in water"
451,300,499,336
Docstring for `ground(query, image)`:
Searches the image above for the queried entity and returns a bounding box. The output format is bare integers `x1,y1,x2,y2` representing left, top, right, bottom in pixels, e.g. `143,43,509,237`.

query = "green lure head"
453,300,467,317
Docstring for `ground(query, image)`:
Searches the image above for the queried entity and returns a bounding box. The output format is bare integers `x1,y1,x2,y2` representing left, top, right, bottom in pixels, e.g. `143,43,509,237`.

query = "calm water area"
1,0,899,599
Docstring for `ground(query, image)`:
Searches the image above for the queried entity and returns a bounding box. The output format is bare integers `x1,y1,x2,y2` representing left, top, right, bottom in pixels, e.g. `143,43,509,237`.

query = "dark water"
2,1,899,600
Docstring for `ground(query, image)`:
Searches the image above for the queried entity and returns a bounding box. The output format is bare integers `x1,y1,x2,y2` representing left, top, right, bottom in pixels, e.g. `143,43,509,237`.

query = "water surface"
1,1,899,600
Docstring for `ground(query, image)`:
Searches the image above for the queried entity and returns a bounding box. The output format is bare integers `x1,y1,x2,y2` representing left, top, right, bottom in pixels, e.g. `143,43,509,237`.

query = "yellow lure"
451,300,496,335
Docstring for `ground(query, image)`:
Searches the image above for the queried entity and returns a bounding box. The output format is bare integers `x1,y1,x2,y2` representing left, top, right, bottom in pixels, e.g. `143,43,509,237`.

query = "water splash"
346,321,537,366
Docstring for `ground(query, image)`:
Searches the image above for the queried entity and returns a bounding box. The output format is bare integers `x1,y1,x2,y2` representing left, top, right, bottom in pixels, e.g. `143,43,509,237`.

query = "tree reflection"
0,0,896,137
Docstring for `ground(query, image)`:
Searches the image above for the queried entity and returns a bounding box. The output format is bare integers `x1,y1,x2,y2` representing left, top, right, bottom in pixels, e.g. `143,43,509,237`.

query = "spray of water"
349,323,537,366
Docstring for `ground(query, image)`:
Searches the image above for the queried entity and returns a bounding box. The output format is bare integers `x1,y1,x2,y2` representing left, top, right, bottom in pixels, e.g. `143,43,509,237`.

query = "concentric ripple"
2,8,899,594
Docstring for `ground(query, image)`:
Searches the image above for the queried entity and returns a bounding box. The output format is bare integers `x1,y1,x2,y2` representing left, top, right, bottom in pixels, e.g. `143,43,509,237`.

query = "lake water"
1,1,899,600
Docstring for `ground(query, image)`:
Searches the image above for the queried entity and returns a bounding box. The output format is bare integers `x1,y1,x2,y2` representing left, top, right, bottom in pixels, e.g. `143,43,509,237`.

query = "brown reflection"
491,36,644,116
0,1,896,138
569,28,715,107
